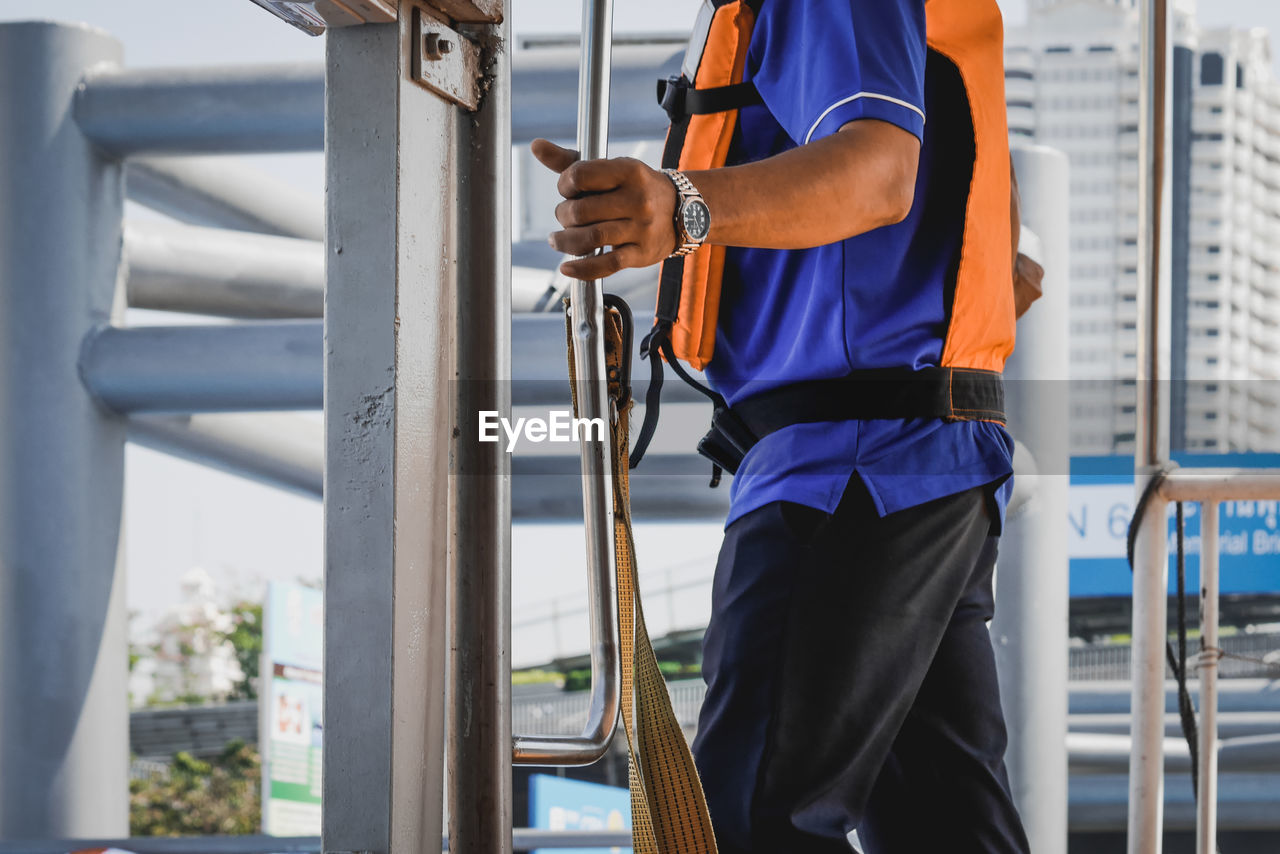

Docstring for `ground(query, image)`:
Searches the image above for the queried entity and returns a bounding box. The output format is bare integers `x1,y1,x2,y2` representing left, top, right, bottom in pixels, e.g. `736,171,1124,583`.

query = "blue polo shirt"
702,0,1015,529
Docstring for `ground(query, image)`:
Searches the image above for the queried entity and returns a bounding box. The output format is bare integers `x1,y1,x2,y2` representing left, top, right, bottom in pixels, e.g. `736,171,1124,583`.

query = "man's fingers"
549,220,632,257
559,244,644,281
531,138,579,173
557,158,644,199
554,191,641,228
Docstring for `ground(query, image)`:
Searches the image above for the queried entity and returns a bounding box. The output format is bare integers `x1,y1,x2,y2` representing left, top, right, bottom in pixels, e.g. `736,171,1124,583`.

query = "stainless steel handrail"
1196,501,1221,854
512,0,621,766
1129,0,1171,850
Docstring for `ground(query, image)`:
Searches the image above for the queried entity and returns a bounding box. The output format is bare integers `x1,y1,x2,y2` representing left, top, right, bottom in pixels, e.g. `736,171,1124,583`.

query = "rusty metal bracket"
422,0,503,23
247,0,396,35
410,6,481,111
247,0,501,36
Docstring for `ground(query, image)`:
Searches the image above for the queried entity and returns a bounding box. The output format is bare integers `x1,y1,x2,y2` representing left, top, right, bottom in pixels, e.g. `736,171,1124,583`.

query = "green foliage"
512,668,565,687
130,740,261,836
563,668,592,692
220,601,263,701
658,660,700,680
560,661,698,693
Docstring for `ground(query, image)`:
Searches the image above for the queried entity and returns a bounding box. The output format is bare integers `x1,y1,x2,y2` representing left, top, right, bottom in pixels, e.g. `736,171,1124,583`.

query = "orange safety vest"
632,0,1014,478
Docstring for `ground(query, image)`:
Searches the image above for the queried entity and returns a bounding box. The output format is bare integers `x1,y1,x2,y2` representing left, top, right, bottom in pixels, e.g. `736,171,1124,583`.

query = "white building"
1006,0,1280,453
131,567,245,707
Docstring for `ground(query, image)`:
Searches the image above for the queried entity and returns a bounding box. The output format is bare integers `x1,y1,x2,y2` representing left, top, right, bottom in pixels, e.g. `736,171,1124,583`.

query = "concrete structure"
1006,0,1280,454
0,22,130,839
992,144,1073,854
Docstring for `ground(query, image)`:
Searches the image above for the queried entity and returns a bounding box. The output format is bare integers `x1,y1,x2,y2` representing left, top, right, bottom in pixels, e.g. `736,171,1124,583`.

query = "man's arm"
532,118,920,282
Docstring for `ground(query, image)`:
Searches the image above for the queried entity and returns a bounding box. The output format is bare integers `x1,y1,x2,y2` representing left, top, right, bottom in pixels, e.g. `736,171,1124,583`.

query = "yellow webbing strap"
565,303,718,854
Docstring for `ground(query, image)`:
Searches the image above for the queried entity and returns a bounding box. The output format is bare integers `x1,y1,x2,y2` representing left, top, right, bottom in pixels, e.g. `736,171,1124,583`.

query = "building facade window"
1202,52,1224,86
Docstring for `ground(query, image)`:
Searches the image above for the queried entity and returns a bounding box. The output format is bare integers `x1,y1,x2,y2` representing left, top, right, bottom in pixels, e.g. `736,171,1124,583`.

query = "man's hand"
531,138,677,281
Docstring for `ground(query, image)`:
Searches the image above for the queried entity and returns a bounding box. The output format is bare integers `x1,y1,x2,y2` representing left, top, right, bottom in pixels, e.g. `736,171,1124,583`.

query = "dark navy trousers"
691,478,1030,854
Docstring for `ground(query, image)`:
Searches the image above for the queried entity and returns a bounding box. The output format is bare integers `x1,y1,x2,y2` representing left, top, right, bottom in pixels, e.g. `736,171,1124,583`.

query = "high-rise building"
1006,0,1280,453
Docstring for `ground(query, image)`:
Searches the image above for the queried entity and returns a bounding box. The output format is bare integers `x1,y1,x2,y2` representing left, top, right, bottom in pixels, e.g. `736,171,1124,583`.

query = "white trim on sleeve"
803,92,927,144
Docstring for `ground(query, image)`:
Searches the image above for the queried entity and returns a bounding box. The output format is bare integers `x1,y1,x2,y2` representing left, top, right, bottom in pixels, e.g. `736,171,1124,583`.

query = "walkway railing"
1130,3,1280,852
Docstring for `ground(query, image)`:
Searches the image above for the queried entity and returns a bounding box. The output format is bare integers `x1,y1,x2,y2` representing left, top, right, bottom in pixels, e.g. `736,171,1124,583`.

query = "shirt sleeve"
748,0,927,146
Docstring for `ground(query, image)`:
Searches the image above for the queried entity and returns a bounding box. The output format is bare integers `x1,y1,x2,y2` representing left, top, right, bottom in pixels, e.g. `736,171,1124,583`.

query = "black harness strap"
733,367,1006,436
658,76,762,121
695,367,1007,476
631,72,699,470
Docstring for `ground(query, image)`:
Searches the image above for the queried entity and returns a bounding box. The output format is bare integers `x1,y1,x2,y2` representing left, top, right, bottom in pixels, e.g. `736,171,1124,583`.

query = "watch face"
682,199,711,241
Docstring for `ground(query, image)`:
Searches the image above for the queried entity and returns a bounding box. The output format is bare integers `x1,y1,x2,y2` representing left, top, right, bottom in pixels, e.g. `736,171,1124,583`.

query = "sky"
5,0,1280,641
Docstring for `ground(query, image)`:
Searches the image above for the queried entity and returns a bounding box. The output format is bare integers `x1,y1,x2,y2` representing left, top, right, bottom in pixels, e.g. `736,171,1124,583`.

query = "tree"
220,600,263,701
130,740,261,836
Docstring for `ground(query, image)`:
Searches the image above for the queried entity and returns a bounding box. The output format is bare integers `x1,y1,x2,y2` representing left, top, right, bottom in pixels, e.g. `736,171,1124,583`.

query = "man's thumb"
531,138,580,173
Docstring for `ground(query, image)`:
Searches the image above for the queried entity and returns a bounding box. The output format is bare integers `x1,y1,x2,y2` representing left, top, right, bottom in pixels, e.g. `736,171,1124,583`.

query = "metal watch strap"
662,168,704,257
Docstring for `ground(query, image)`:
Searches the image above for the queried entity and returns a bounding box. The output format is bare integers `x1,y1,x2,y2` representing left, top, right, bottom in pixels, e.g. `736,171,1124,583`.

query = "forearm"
531,118,919,280
691,119,920,249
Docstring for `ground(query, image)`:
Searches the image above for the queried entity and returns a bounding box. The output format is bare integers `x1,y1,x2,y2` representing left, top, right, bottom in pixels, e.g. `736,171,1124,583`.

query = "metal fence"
1068,632,1280,682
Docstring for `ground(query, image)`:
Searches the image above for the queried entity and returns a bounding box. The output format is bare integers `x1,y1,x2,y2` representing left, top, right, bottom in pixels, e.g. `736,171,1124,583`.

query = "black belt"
694,367,1006,481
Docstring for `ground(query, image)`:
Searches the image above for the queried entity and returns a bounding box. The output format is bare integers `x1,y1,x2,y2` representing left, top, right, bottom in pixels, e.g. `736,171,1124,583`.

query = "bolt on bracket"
410,5,482,111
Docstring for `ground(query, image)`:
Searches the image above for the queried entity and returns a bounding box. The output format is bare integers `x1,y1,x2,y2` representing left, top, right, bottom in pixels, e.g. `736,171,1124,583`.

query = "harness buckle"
602,293,633,411
657,75,689,122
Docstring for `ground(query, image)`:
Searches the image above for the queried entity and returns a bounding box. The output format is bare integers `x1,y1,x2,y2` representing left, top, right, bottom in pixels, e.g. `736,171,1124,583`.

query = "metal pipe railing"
80,322,322,413
1158,469,1280,502
74,64,325,155
127,413,323,499
1197,501,1221,854
1130,0,1172,849
0,829,640,854
127,156,324,240
512,0,621,766
124,222,323,319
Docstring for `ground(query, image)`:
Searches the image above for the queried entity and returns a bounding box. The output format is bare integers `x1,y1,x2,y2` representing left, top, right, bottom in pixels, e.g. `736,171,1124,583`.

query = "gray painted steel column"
992,145,1071,854
0,22,128,838
1131,1,1173,852
322,20,454,854
449,12,513,853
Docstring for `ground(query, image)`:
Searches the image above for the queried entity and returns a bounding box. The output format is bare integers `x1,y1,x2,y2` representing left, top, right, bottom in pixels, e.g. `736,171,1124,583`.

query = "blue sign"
529,774,630,854
1069,454,1280,597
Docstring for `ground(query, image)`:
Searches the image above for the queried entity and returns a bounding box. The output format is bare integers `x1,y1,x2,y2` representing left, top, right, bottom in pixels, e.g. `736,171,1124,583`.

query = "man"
533,1,1031,851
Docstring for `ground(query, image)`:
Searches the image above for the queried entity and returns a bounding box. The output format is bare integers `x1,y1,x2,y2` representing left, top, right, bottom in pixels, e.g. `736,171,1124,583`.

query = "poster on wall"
261,580,324,835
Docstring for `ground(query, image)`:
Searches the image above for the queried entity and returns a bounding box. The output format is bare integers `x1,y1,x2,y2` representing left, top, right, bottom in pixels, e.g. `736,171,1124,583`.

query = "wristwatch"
662,168,711,257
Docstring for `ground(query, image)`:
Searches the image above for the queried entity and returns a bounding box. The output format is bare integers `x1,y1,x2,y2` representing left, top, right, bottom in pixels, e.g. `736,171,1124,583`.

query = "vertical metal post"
993,144,1071,854
1135,0,1171,469
512,0,620,766
0,22,129,839
1196,501,1220,854
1130,0,1172,851
322,18,455,854
449,10,513,854
565,0,621,762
